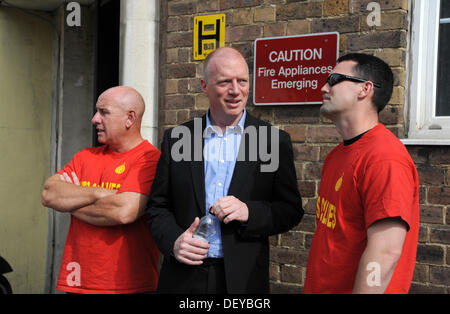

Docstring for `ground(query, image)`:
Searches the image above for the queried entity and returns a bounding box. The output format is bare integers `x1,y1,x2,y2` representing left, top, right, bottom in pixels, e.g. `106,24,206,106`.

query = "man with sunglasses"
303,53,419,294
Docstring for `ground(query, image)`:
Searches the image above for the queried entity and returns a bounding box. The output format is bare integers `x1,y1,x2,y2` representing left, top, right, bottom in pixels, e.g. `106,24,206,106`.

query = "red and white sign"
253,32,339,105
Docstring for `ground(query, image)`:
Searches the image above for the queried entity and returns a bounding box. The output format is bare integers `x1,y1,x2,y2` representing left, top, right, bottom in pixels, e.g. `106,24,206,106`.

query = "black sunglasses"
326,73,381,88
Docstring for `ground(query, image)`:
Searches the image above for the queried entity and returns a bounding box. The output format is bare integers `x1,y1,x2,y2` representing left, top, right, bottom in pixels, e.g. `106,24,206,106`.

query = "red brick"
418,225,428,243
412,263,428,283
324,0,349,16
166,32,193,48
166,63,196,79
420,205,444,224
270,247,309,266
409,283,447,294
280,265,303,284
430,266,450,286
232,8,253,25
296,214,316,233
379,106,404,125
303,162,322,180
355,0,408,11
197,0,220,12
167,0,195,16
280,231,303,248
416,244,444,265
430,227,450,245
294,163,303,180
428,187,450,206
276,2,322,20
405,147,428,165
361,11,408,31
269,263,280,281
347,31,407,50
159,110,178,125
220,0,262,10
303,198,318,215
284,126,307,143
164,95,195,110
229,24,262,42
177,110,190,124
319,145,336,161
286,20,309,36
264,23,286,37
307,126,341,143
273,106,320,124
428,147,450,165
311,15,360,34
417,165,446,186
254,6,276,23
297,181,316,198
292,144,319,161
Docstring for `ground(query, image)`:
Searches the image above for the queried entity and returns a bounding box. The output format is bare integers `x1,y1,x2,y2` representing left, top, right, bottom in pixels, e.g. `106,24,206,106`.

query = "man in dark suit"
146,47,303,293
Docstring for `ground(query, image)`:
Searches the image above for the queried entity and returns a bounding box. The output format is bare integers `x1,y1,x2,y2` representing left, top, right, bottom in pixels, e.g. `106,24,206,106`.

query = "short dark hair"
337,53,393,113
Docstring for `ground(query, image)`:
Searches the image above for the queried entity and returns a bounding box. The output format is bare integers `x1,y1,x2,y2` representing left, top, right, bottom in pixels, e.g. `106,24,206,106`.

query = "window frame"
403,0,450,145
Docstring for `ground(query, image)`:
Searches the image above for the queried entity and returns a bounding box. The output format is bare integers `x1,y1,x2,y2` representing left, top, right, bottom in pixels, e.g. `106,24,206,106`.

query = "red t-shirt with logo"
303,124,419,294
56,140,161,294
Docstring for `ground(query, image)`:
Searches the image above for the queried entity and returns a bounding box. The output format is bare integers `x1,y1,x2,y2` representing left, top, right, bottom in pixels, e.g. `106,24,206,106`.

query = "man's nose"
320,82,330,94
91,112,100,125
228,79,240,95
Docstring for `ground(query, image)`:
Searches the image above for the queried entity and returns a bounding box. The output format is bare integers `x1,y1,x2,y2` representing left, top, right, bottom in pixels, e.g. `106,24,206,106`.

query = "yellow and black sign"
193,14,225,60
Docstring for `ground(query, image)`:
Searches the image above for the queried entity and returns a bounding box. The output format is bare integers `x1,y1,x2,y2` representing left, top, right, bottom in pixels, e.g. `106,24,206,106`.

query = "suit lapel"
190,115,206,216
228,113,259,197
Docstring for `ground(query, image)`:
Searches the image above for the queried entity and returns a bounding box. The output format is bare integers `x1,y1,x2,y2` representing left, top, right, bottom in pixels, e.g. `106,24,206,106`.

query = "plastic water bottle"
193,215,216,242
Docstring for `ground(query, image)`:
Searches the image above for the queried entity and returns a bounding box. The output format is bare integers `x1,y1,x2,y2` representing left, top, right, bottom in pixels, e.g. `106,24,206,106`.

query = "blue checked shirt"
203,109,246,258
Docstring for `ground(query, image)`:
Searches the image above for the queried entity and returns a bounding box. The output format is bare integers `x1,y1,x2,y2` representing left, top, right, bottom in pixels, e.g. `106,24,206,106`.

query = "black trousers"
188,258,227,294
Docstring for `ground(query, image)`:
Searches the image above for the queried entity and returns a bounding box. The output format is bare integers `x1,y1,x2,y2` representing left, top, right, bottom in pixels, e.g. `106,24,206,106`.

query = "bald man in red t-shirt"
42,86,160,293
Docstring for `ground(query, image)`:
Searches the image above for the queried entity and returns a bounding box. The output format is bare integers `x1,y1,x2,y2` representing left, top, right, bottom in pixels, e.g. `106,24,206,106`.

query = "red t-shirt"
303,124,419,294
56,140,161,294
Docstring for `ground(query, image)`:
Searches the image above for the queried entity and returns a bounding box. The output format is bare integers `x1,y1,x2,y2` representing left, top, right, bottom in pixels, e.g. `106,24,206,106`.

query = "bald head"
203,47,248,83
92,86,146,152
99,86,145,120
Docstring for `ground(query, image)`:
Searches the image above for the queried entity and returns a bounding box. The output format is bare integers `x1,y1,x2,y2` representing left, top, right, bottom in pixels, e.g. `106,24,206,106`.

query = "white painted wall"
119,0,160,145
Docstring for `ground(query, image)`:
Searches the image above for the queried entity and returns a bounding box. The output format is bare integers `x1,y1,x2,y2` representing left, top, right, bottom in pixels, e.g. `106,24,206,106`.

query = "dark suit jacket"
146,112,303,293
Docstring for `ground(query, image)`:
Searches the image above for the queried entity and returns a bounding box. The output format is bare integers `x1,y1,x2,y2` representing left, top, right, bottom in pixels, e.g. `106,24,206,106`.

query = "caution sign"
193,14,225,60
253,32,339,105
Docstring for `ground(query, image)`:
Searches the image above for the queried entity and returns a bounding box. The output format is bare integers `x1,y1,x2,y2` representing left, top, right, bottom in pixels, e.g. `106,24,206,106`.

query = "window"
405,0,450,144
436,1,450,117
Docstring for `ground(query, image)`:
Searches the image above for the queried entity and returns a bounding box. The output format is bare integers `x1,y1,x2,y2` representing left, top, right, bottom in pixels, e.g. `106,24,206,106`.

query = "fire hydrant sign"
253,32,339,105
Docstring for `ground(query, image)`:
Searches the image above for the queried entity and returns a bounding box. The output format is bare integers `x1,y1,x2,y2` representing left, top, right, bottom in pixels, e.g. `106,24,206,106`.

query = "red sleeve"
118,148,161,195
360,160,417,231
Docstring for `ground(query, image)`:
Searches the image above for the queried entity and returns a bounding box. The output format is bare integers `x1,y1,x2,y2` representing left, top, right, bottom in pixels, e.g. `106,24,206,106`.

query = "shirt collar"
204,109,246,138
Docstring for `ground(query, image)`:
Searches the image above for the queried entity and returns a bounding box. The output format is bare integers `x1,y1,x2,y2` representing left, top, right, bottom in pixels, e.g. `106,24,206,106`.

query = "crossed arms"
41,172,148,226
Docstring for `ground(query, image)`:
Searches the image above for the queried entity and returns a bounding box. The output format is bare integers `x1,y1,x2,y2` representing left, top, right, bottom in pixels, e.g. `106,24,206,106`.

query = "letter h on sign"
193,14,225,60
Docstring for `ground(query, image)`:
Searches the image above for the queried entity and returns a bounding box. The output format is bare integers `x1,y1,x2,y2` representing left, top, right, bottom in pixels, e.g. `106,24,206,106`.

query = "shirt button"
217,182,223,187
220,159,225,163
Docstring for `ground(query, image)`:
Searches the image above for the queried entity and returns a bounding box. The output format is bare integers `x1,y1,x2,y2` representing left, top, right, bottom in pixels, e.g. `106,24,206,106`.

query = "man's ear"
358,81,375,100
200,78,207,93
126,110,137,129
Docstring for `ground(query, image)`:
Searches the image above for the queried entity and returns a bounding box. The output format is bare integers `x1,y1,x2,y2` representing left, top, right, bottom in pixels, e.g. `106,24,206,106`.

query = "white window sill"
401,139,450,146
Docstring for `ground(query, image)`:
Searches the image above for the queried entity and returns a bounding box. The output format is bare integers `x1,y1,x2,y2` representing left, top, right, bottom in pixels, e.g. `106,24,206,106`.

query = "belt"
202,258,224,266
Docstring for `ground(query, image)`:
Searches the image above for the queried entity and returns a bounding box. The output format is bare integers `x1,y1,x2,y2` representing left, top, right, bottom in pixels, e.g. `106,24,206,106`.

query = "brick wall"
158,0,449,293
